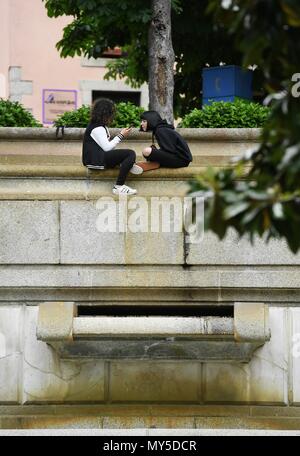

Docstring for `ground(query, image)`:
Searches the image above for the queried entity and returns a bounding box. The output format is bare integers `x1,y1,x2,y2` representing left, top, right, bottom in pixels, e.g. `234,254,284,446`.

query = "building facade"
0,0,148,125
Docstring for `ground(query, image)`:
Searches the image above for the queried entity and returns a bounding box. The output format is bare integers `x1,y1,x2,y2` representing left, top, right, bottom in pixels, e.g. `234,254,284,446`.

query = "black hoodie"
140,111,193,163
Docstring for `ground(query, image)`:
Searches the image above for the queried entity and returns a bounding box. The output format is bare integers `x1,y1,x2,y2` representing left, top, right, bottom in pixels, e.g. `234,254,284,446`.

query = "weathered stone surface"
221,288,300,303
234,303,270,342
123,194,184,264
0,201,59,264
124,229,183,265
37,302,75,341
54,339,263,362
195,416,300,430
60,201,125,264
23,307,105,403
290,308,300,405
0,306,22,403
110,361,200,402
251,406,300,417
60,200,184,265
102,416,194,428
0,266,218,288
0,287,220,304
0,355,20,404
204,308,288,404
0,126,261,142
1,265,299,289
73,316,233,337
20,416,102,429
0,177,189,200
187,229,300,265
220,269,300,289
0,404,252,417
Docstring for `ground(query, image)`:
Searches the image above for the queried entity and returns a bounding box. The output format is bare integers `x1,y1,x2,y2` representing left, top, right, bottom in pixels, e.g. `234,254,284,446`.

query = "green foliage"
110,102,144,128
180,99,270,128
189,0,300,253
0,99,42,127
54,102,143,128
54,105,90,127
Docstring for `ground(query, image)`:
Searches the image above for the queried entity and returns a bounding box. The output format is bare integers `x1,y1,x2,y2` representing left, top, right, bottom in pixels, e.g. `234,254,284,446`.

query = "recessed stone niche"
36,301,270,362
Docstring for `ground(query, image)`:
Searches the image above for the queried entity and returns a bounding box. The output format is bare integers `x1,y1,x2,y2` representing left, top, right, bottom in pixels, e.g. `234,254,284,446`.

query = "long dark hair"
91,98,116,125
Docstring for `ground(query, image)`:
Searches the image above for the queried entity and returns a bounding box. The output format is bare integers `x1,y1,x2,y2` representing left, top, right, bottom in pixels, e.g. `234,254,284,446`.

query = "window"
92,90,141,106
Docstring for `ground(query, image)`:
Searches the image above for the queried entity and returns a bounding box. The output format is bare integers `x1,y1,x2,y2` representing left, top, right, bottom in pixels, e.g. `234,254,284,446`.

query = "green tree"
189,0,300,252
42,0,243,117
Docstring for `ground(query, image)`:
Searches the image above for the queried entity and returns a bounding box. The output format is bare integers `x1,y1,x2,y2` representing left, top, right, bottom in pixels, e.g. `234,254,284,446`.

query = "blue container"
202,65,253,106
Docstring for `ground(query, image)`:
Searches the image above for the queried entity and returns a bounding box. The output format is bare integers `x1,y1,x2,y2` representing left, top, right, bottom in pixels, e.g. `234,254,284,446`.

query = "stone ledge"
3,404,300,417
0,404,251,416
1,429,300,435
0,127,262,141
0,164,223,179
0,266,299,289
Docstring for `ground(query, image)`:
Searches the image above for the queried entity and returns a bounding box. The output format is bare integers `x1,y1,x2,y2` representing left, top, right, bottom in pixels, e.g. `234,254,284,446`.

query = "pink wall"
0,0,10,98
0,0,108,123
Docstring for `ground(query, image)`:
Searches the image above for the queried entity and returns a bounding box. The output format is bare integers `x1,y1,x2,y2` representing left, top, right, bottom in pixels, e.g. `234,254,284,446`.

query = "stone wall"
0,128,300,430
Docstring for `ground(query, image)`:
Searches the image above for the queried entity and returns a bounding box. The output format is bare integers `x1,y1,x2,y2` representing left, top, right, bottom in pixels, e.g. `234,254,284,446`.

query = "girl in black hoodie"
130,110,193,174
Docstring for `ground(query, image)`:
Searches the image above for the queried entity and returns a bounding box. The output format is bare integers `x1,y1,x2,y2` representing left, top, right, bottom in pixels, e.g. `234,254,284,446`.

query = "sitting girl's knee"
142,147,152,157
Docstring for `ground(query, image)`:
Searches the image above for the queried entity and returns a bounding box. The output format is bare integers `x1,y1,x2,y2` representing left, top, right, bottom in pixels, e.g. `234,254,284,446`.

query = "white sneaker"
130,164,144,175
112,184,137,195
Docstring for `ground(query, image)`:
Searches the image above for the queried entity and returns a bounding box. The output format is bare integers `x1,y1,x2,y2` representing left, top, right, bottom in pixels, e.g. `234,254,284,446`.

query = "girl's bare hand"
120,127,132,137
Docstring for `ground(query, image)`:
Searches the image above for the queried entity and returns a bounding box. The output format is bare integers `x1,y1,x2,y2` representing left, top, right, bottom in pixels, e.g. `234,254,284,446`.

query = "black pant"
145,147,189,168
104,149,136,185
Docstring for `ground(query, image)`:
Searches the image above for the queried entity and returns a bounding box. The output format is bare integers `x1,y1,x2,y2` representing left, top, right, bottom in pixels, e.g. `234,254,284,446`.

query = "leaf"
224,201,251,220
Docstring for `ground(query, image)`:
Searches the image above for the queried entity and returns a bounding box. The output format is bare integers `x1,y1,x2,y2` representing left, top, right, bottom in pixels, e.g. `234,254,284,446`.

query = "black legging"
144,147,189,168
104,149,136,185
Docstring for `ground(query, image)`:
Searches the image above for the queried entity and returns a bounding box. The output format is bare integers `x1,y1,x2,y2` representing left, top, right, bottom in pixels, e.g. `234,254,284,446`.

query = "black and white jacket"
82,123,124,169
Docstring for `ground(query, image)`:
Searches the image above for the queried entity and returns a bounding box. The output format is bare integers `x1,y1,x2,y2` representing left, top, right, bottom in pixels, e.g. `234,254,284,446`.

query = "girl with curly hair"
82,98,138,195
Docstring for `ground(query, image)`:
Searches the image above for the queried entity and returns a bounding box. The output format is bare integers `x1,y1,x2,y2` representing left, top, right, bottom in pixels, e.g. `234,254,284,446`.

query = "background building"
0,0,148,125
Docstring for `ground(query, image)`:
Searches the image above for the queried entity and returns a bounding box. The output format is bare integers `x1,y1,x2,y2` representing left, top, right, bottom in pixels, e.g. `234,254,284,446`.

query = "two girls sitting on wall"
82,98,193,195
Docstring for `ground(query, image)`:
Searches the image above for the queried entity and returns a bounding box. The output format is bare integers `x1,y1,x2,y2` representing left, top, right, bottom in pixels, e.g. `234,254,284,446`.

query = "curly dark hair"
91,98,116,125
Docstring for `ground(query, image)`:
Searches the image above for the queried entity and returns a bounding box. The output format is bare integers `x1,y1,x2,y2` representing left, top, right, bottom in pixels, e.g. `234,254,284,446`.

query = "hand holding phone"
120,126,132,137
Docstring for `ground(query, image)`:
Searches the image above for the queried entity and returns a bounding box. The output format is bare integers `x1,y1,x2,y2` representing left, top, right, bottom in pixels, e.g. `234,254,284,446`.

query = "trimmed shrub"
53,105,90,128
54,102,144,128
110,102,144,128
0,99,42,127
179,99,270,128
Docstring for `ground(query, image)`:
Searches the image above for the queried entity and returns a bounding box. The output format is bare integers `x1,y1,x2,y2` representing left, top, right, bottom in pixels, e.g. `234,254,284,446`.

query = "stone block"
102,416,194,428
234,302,270,342
8,67,21,82
0,306,22,403
23,307,105,403
125,229,183,264
0,201,59,264
37,302,76,341
110,361,200,402
290,308,300,405
204,308,288,404
195,417,300,430
187,229,300,265
20,416,102,429
60,201,125,264
60,199,184,265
